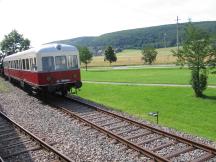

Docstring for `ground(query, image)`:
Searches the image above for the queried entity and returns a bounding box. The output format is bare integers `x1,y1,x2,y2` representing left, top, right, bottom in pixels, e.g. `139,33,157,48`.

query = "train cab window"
55,56,67,70
68,55,78,69
42,56,55,71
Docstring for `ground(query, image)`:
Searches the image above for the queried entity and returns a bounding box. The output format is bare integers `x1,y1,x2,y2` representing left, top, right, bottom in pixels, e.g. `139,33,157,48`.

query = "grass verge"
0,78,8,92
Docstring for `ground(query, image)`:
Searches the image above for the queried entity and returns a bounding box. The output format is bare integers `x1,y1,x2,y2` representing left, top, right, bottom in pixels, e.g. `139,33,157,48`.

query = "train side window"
18,60,21,69
68,55,78,69
26,59,30,70
30,58,33,70
34,58,37,65
15,60,18,69
32,57,37,71
22,59,26,70
55,56,67,70
42,56,54,71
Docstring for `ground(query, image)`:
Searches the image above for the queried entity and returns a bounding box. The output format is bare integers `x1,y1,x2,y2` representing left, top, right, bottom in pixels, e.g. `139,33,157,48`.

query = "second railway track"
0,110,72,162
49,94,216,162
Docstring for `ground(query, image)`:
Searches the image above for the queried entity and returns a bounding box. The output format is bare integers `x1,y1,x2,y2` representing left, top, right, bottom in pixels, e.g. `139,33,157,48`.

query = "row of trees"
79,46,117,71
1,24,216,98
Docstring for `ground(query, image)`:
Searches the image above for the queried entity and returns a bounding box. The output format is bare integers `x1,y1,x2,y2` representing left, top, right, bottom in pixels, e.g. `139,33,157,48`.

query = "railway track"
0,111,72,162
49,94,216,162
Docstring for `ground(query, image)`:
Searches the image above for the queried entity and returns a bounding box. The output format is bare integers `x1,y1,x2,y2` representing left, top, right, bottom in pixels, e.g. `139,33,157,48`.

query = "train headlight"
72,74,77,79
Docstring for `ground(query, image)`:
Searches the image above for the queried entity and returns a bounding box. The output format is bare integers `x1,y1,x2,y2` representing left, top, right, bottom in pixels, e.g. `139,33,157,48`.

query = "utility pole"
176,16,180,53
163,33,167,48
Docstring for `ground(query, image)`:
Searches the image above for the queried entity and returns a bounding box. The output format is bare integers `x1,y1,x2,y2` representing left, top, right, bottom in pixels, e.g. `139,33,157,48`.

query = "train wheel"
40,88,48,100
24,83,33,95
61,89,68,96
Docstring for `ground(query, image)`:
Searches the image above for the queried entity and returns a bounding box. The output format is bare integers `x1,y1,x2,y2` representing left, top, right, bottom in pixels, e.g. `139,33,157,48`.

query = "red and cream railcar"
3,44,82,95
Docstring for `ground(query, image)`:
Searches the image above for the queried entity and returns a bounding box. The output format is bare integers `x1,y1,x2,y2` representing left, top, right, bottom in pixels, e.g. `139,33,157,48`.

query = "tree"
78,46,93,71
0,30,30,56
172,23,216,97
104,46,117,65
141,46,158,64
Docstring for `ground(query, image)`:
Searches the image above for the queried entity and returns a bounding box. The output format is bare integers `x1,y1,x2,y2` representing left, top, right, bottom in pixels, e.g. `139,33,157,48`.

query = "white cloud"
0,0,215,46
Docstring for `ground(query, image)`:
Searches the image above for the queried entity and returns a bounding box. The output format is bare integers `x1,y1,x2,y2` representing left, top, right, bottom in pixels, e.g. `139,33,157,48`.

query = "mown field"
78,67,216,141
82,68,216,85
83,47,177,67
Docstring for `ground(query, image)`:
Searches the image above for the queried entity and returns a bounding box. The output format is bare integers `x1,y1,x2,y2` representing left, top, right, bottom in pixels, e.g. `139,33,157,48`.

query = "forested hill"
52,21,216,54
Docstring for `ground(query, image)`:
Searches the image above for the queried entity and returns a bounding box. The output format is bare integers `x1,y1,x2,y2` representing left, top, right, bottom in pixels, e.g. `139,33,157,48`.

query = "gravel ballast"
0,78,150,161
0,77,216,161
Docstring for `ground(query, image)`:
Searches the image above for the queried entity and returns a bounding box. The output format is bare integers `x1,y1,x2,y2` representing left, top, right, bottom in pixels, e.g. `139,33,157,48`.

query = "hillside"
52,21,216,54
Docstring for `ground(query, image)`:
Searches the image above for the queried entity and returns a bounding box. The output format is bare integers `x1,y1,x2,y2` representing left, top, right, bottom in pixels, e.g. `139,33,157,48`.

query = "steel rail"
0,111,73,162
50,101,169,162
67,95,216,158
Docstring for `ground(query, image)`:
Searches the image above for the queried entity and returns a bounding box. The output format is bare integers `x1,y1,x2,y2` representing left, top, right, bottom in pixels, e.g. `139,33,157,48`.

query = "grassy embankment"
78,68,216,141
83,47,177,67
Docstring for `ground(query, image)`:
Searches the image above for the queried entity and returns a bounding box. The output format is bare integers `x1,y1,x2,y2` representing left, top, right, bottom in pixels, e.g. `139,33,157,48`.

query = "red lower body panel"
4,68,81,87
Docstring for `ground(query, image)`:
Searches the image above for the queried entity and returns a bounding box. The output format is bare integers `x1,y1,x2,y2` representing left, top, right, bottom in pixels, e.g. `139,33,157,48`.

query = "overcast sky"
0,0,215,46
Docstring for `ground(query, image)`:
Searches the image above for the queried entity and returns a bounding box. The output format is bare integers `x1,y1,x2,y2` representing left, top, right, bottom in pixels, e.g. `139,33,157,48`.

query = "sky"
0,0,215,46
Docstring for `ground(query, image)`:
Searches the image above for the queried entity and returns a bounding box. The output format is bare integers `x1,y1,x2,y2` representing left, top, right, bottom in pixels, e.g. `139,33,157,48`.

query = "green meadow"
82,68,216,85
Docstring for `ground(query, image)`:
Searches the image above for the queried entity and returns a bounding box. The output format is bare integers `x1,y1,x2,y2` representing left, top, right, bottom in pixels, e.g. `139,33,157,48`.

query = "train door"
18,59,22,79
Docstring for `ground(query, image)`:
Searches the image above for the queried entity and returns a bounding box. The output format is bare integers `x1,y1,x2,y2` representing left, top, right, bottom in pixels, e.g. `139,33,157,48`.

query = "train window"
30,58,33,70
32,57,37,71
68,55,78,69
42,56,54,71
34,57,37,65
55,56,67,70
26,59,30,70
22,59,26,70
18,60,22,69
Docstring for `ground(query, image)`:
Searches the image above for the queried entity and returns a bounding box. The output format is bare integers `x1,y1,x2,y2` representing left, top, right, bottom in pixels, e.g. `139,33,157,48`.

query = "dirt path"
83,81,216,88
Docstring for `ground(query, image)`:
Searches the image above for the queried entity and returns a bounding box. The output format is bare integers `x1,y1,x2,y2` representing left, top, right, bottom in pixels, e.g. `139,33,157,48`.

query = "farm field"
84,47,177,67
78,83,216,141
81,68,216,85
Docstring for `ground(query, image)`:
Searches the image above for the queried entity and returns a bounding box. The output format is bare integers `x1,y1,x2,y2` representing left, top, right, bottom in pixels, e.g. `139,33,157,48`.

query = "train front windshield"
42,56,55,71
42,55,78,72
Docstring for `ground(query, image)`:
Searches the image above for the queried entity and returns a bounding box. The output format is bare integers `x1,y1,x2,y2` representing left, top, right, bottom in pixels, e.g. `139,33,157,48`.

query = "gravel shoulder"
0,77,216,161
0,78,147,161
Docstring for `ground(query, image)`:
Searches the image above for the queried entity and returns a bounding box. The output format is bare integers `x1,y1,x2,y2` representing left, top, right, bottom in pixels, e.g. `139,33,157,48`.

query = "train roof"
4,44,77,60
